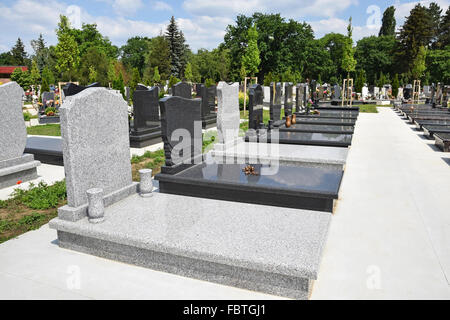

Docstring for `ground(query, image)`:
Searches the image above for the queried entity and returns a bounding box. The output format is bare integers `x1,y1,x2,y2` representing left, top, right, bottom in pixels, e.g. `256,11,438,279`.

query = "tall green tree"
10,38,28,66
379,6,396,36
396,4,434,74
145,35,171,82
355,35,396,84
78,47,110,85
354,69,366,93
341,17,357,79
165,16,188,78
392,74,400,97
55,15,80,81
411,45,427,79
427,2,442,48
72,23,118,59
120,36,151,75
184,62,193,82
436,6,450,48
241,25,260,77
426,45,450,83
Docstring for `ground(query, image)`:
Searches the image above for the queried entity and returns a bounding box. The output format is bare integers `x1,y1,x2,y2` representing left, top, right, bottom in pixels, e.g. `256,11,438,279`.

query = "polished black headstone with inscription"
129,85,162,148
172,82,192,99
159,96,203,169
63,82,101,97
284,82,293,116
207,85,217,112
197,84,217,128
248,84,264,130
270,82,282,121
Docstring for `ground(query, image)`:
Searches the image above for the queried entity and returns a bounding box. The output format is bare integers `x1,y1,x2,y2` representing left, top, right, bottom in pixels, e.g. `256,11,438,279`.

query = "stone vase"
285,115,291,128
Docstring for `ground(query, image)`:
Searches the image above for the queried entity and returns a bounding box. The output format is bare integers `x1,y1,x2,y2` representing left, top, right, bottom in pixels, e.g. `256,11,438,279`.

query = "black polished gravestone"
155,95,345,213
295,83,309,112
422,125,450,139
284,82,293,116
294,110,359,120
198,84,217,129
331,84,341,101
129,85,162,148
434,132,450,152
40,91,55,113
159,95,203,173
276,123,354,135
25,136,63,166
248,84,264,130
62,82,101,97
245,130,353,148
38,91,60,124
172,82,192,99
269,82,282,123
292,116,356,126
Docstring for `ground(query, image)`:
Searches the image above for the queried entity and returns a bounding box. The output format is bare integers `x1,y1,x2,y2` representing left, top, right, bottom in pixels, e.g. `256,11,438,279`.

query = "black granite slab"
294,112,358,119
63,82,100,97
270,82,282,121
156,162,344,212
434,132,450,152
414,120,450,130
277,123,354,134
130,86,162,147
25,136,63,165
293,117,356,126
422,125,450,138
314,106,360,111
245,130,352,147
172,82,192,99
249,84,264,130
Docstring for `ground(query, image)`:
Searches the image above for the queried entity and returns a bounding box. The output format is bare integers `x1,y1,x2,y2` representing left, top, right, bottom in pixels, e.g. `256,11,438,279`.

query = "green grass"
354,104,379,113
241,108,285,123
0,181,67,243
27,124,61,136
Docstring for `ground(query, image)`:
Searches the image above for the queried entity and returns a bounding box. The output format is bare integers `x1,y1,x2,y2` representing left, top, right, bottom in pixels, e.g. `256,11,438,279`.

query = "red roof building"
0,66,28,84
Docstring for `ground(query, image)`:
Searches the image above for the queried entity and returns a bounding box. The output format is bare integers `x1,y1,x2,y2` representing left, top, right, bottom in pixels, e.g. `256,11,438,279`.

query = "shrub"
239,91,249,110
11,180,66,210
44,107,56,116
205,78,215,88
23,111,32,121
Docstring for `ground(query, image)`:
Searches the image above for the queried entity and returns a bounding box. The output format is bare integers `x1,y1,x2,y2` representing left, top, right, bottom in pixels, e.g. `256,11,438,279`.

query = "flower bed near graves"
0,181,67,244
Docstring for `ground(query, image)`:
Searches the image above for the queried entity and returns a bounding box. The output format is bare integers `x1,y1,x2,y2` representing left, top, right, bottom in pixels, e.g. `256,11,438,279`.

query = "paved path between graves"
311,107,450,299
1,108,449,299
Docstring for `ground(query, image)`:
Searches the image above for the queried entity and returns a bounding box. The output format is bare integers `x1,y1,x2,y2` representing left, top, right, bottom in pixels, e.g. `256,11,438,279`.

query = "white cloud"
183,0,358,19
154,1,173,11
112,0,144,16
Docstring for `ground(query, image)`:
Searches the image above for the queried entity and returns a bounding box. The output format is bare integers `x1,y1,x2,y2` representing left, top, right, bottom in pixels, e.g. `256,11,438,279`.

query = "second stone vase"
285,115,292,128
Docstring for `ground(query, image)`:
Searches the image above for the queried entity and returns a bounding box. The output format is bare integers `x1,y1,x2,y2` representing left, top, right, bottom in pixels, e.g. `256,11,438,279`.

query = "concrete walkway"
311,107,450,299
0,107,449,299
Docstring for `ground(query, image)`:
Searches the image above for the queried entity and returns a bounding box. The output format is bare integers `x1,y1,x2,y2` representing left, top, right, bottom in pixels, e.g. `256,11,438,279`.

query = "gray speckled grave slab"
211,140,348,170
49,192,331,299
0,82,40,188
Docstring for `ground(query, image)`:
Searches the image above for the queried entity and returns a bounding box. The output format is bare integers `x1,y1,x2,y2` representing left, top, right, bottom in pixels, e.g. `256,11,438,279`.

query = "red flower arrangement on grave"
16,180,22,185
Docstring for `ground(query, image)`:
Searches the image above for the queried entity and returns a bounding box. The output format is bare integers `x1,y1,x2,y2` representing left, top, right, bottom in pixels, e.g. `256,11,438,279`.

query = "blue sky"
0,0,449,54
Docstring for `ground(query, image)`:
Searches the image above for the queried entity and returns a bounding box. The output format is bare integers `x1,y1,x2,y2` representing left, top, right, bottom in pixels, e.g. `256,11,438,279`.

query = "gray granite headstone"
0,82,40,188
215,82,240,150
270,82,282,121
1,82,27,161
58,88,137,221
172,82,192,99
159,96,202,167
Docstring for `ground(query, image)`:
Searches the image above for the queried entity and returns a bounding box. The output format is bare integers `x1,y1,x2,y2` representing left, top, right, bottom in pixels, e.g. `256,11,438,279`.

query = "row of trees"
1,3,449,94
